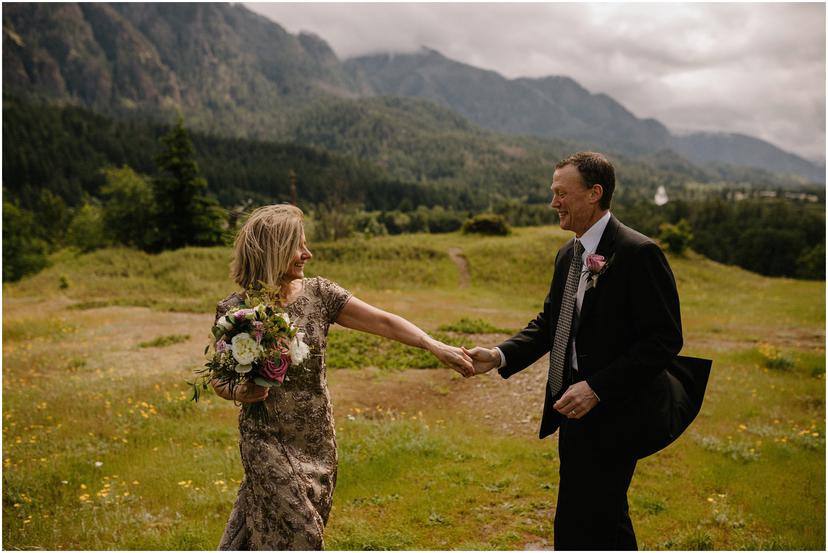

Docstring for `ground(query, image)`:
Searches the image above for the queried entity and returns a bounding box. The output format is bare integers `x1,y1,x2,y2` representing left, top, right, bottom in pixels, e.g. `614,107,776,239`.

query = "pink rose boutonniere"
583,253,614,290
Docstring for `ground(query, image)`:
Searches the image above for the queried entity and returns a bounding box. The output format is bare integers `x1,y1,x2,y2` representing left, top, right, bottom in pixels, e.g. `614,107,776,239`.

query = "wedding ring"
570,409,577,416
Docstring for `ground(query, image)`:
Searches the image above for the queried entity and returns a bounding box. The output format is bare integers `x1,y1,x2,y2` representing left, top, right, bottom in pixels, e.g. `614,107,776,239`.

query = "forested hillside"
2,95,438,211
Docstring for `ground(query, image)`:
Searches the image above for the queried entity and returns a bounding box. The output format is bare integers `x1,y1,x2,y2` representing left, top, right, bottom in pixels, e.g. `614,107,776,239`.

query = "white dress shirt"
495,212,612,372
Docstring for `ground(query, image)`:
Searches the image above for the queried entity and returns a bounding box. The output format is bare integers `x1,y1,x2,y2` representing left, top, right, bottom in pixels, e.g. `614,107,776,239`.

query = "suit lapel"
577,215,620,326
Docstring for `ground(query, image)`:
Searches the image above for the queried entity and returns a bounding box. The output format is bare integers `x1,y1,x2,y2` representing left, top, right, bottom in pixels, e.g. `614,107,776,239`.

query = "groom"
465,151,683,550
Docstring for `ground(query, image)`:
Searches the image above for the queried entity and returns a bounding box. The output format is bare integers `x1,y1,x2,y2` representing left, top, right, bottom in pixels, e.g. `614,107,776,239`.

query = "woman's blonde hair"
230,204,304,290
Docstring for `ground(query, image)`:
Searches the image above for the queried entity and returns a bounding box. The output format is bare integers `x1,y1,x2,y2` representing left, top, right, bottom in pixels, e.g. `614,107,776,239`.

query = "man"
464,152,683,550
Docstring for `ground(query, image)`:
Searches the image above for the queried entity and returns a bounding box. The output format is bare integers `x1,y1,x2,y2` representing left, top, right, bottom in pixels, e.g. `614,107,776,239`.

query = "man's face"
550,164,595,237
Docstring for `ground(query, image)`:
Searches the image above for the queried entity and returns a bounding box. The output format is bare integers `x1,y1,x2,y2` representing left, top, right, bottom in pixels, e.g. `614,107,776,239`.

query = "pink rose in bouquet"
260,352,290,384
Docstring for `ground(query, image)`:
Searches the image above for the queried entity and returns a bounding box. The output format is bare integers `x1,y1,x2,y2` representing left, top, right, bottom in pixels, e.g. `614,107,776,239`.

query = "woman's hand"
461,346,500,375
427,339,475,378
212,379,269,403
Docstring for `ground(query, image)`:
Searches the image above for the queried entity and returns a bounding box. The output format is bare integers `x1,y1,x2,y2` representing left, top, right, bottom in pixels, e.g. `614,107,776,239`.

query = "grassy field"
3,226,825,549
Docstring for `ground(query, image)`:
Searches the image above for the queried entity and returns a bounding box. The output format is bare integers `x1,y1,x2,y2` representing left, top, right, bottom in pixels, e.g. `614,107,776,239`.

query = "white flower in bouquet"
231,333,260,366
218,317,234,331
289,332,310,366
280,312,291,326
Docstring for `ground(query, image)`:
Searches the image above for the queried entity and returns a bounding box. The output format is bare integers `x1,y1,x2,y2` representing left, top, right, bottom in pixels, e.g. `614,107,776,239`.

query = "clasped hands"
461,346,599,419
423,336,475,378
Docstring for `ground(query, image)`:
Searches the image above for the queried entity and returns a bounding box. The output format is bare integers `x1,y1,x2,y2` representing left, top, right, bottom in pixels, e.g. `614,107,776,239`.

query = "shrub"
352,211,388,237
66,202,111,252
796,243,825,280
138,334,191,348
437,318,513,334
757,343,795,370
658,219,693,255
310,203,360,241
2,200,50,281
422,206,463,233
100,165,157,249
461,213,511,236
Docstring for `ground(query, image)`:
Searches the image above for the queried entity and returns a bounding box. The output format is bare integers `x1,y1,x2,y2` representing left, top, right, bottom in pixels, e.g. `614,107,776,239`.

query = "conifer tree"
152,117,225,250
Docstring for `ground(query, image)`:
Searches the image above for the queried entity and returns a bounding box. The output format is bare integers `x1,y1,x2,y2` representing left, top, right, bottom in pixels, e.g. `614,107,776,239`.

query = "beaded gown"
216,277,352,550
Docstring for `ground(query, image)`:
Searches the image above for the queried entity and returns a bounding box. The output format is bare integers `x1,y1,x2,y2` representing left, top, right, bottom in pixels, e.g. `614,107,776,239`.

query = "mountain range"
346,49,825,183
3,2,824,184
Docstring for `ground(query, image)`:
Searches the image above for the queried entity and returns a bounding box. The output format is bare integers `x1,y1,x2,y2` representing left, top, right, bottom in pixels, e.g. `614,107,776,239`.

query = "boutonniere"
583,253,614,290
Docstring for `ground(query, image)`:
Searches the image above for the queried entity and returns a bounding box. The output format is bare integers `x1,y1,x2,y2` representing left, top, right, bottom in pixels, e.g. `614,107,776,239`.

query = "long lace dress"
217,276,352,550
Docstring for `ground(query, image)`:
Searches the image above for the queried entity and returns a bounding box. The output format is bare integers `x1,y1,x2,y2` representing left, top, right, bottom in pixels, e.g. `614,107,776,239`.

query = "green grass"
138,335,191,349
3,226,824,549
327,329,473,370
328,415,558,550
437,317,515,334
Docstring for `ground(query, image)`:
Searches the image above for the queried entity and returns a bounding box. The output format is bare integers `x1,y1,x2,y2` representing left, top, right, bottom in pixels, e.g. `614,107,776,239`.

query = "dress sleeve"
317,277,352,324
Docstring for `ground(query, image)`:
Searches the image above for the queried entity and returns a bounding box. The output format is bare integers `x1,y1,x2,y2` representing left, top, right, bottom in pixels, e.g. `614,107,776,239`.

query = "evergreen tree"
152,118,225,250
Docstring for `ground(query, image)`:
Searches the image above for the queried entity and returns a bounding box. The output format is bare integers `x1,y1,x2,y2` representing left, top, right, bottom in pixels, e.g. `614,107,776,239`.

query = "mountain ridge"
346,48,823,183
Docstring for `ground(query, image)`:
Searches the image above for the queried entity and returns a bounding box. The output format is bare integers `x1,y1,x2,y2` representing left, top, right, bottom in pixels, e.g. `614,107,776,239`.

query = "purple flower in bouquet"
215,339,228,353
260,352,290,384
234,308,255,321
252,321,264,344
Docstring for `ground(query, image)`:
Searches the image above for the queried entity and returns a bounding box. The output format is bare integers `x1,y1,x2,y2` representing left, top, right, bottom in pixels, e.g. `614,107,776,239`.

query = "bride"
214,204,472,550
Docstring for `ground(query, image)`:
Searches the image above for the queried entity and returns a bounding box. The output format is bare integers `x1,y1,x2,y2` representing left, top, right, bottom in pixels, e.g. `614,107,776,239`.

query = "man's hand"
553,381,599,419
428,340,474,378
462,346,500,375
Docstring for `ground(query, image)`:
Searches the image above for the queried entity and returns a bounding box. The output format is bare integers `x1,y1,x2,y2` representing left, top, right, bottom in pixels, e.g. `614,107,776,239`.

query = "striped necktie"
548,240,584,396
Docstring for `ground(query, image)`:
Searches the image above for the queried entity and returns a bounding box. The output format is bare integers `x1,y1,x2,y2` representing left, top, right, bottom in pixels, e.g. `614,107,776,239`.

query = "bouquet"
191,285,310,422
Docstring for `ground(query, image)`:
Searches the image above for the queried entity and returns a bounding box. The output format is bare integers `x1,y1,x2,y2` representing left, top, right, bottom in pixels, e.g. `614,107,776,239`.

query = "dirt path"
329,333,548,437
447,247,471,288
3,300,213,388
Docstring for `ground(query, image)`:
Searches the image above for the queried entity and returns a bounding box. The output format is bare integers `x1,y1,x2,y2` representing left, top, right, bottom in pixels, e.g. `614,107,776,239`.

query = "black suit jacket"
498,215,684,439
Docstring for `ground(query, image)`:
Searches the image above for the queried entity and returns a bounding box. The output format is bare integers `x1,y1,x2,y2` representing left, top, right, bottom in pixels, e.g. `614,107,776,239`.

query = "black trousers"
553,413,638,550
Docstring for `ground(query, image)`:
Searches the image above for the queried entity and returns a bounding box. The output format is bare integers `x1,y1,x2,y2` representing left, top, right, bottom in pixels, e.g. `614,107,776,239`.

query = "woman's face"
283,229,312,282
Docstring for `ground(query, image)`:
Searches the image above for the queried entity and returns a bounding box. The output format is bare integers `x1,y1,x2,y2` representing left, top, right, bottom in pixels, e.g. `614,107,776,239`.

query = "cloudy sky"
246,3,826,163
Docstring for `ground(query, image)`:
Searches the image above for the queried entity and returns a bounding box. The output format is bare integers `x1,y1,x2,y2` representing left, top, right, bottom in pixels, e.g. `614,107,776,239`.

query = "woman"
213,204,472,550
